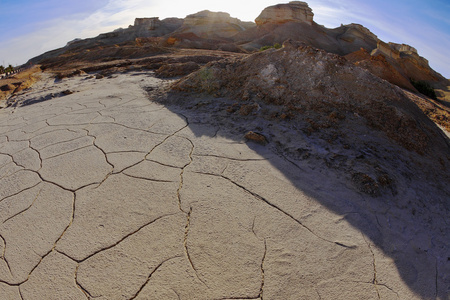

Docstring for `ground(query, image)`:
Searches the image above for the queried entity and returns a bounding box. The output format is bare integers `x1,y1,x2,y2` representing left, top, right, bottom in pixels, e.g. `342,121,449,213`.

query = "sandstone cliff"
255,1,314,25
233,3,378,55
345,39,450,100
160,10,254,52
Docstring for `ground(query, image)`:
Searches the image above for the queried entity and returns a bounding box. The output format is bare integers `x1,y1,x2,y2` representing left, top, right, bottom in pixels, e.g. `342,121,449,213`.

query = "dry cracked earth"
0,71,447,299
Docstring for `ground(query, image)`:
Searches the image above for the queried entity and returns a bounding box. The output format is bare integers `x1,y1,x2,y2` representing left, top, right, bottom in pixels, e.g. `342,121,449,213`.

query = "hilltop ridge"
27,1,449,103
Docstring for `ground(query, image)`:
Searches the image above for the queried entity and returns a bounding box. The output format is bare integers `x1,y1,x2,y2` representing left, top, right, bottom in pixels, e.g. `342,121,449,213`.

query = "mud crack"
3,187,42,224
177,137,194,212
362,234,380,299
0,234,12,275
129,256,182,300
75,265,90,299
59,213,177,263
260,239,267,300
183,207,207,287
197,171,355,248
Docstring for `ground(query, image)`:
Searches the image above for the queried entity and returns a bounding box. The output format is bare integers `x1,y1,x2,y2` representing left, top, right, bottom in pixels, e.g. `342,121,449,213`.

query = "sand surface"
0,71,448,299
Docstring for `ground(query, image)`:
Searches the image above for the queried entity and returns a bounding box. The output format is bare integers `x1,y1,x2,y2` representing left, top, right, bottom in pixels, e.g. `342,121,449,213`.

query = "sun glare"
146,0,278,22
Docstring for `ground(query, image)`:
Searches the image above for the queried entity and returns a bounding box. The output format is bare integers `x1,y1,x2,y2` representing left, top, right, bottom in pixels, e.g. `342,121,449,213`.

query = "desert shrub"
260,43,282,51
411,79,437,100
5,65,14,73
197,67,218,93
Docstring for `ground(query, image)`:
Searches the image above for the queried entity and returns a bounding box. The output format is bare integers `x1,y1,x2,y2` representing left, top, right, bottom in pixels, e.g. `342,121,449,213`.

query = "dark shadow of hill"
153,90,450,299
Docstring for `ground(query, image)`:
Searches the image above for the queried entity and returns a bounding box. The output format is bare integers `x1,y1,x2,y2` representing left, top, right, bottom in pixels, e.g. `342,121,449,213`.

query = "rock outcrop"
345,48,416,91
183,10,253,30
255,1,314,25
181,10,255,38
332,23,378,51
134,17,160,28
173,41,448,156
345,38,450,100
160,11,254,51
233,21,378,55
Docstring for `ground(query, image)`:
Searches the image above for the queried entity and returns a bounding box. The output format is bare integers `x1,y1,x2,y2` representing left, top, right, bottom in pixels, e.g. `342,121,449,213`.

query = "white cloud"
0,0,151,65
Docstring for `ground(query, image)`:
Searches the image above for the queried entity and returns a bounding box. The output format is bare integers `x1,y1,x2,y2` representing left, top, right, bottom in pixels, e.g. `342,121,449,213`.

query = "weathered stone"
244,131,268,145
255,1,314,26
173,10,254,40
135,17,160,29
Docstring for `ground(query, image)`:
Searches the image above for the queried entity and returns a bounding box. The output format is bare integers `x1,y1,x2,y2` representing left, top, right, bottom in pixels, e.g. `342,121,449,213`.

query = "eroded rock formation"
255,1,314,25
27,1,450,102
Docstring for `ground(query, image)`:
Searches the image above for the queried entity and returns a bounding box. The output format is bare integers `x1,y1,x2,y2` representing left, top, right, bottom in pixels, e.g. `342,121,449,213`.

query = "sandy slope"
0,71,448,299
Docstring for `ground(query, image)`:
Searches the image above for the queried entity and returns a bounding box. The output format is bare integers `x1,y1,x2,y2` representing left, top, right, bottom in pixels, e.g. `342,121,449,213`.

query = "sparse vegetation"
0,64,14,74
259,43,282,51
410,79,437,100
197,67,218,93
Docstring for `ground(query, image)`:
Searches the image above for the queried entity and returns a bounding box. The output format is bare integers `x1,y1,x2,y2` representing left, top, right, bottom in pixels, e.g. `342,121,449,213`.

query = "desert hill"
21,1,450,134
167,41,449,197
27,1,450,102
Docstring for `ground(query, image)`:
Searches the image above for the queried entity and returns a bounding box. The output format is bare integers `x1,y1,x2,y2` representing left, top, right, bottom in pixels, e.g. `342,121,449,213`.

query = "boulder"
255,1,314,26
244,131,268,145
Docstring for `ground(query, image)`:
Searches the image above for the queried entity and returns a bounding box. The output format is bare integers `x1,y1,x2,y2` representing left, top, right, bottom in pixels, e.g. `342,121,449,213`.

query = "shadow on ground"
154,89,450,299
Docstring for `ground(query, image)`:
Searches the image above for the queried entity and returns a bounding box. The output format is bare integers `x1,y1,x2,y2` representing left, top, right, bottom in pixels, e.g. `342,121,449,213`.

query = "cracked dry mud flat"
0,71,447,299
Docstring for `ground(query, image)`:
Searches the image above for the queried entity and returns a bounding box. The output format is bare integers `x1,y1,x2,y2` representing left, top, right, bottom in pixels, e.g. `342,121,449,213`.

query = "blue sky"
0,0,449,78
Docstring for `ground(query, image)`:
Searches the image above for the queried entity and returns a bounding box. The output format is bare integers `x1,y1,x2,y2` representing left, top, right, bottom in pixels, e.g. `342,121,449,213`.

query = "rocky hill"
21,1,450,142
170,41,449,189
28,2,449,104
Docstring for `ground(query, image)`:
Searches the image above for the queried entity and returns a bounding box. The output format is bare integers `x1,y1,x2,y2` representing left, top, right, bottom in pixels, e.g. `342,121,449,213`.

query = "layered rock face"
134,17,160,28
176,10,254,39
350,39,442,88
184,11,240,26
255,1,314,25
389,42,417,54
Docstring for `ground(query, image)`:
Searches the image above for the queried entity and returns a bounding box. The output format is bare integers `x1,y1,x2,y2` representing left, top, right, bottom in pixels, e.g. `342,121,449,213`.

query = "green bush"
410,79,437,100
260,43,282,51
